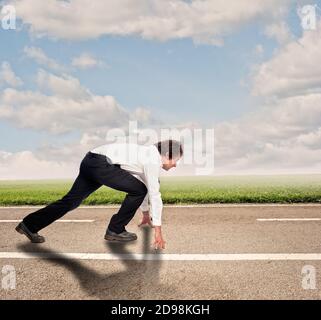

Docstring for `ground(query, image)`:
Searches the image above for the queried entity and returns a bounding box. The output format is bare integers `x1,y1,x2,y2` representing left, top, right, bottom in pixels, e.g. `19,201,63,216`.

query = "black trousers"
22,152,148,234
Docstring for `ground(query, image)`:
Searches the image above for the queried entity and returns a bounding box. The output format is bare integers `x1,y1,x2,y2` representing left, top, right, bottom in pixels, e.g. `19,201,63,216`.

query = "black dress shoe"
104,229,137,242
15,222,45,243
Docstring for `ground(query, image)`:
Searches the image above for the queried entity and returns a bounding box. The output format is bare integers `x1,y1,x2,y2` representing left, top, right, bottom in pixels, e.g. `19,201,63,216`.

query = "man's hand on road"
153,226,166,250
138,211,154,228
139,212,166,250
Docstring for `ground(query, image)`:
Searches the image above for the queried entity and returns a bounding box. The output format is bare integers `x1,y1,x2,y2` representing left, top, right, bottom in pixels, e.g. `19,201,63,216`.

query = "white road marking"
1,252,321,261
0,220,94,223
257,218,321,222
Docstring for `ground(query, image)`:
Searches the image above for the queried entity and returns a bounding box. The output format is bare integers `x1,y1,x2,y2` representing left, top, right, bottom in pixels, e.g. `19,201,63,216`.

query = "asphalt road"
1,204,321,299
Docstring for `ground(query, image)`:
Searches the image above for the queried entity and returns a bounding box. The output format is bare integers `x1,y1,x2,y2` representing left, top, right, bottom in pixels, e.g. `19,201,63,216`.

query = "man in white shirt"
16,139,183,250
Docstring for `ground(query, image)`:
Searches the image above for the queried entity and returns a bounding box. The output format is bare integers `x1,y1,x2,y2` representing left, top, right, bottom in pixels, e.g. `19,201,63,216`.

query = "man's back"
91,142,162,175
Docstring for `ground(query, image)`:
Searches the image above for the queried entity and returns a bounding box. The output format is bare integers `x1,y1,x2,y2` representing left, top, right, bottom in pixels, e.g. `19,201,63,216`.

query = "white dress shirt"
90,143,163,226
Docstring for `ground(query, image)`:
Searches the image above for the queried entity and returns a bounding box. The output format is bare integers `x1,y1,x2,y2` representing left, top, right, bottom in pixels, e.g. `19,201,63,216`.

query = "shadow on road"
16,227,174,299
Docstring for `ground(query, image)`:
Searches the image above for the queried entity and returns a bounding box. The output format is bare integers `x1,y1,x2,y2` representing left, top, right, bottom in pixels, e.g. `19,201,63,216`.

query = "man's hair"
154,139,183,159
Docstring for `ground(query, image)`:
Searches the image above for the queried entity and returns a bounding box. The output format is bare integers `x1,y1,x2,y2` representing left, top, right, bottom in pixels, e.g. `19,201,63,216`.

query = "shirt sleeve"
143,163,163,226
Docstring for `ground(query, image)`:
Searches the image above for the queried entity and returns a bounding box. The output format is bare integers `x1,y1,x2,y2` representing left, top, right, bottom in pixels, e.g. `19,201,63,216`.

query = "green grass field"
1,175,321,206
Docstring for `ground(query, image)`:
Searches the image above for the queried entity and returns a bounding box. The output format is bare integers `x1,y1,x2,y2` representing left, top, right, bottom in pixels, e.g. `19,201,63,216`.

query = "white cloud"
234,8,321,173
0,150,78,180
3,89,321,178
0,61,23,87
71,53,105,69
254,44,264,56
0,87,128,134
296,127,321,149
23,46,65,72
0,70,157,134
36,69,90,99
133,107,152,124
11,0,291,45
217,16,321,174
264,21,293,45
252,21,321,97
214,93,321,173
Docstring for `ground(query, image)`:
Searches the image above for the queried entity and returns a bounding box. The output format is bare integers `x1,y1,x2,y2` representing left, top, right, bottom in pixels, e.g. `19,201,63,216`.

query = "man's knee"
134,181,147,198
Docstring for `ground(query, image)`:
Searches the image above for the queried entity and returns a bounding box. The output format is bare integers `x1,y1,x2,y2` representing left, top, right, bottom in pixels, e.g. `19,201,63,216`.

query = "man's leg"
89,164,148,234
107,187,147,234
22,173,101,233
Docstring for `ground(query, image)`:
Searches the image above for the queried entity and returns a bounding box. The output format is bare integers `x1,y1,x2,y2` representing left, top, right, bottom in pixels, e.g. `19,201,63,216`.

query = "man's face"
161,154,181,171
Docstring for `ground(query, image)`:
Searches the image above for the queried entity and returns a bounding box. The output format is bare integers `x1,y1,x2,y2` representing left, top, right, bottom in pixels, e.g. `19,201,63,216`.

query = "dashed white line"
257,218,321,222
1,252,321,261
0,220,94,223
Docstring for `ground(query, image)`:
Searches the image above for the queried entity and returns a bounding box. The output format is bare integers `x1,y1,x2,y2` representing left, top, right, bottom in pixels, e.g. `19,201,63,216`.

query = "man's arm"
137,177,154,228
143,163,162,226
138,195,154,227
143,163,165,249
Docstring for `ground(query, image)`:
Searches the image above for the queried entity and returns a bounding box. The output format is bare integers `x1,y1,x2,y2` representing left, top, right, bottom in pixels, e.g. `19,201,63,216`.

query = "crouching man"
16,139,183,250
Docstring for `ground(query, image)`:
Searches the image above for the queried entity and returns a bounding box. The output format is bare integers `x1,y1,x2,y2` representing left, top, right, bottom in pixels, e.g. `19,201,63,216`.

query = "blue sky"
1,0,321,178
0,17,276,151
